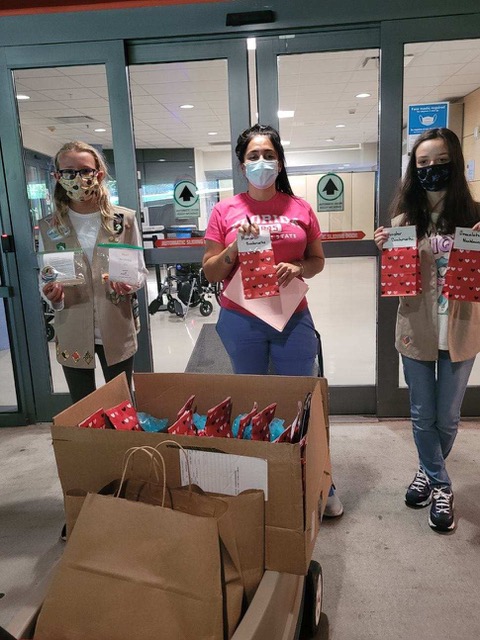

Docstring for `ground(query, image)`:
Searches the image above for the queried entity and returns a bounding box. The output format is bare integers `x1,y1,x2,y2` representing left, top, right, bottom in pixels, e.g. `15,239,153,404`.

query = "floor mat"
185,323,233,374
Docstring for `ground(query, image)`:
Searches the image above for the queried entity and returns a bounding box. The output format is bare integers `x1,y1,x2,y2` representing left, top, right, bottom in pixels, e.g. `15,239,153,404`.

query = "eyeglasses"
56,168,98,180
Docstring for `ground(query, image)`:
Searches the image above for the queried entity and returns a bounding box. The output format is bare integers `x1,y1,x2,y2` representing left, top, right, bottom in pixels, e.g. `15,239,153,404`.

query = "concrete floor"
1,419,480,639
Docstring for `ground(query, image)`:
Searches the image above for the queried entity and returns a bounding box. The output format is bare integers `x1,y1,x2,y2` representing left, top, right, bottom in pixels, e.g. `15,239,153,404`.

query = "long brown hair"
390,128,480,237
53,141,115,232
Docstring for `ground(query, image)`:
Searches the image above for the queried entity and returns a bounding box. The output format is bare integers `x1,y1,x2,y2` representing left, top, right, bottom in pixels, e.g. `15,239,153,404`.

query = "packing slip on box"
51,372,332,576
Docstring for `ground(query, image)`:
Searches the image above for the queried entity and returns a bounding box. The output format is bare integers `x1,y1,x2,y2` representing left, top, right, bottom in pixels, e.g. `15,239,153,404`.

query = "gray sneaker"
323,489,344,518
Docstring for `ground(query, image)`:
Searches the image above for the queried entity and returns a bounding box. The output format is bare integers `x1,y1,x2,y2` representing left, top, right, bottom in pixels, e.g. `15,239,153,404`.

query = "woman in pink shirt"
203,124,343,517
203,124,325,376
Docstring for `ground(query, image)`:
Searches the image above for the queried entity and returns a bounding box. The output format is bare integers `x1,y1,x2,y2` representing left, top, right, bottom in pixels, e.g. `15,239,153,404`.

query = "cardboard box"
51,373,331,576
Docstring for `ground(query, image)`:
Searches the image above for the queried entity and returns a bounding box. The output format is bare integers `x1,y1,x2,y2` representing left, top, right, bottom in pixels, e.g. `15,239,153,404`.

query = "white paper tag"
237,228,272,253
453,227,480,251
42,251,76,281
179,449,268,500
108,247,140,285
383,225,417,249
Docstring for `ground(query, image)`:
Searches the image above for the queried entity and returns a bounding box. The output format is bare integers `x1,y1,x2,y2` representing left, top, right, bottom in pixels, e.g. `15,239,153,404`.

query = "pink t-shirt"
205,191,321,313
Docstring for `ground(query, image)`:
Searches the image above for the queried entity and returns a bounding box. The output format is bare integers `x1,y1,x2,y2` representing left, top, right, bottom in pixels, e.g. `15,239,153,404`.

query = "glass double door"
1,31,384,422
0,39,250,422
6,23,480,422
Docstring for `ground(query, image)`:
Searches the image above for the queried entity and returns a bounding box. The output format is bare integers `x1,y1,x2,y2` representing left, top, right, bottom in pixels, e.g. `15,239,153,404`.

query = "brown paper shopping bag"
207,490,264,605
118,445,245,638
34,492,224,640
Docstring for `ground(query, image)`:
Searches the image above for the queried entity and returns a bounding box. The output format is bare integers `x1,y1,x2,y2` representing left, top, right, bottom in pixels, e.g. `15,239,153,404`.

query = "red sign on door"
321,231,365,241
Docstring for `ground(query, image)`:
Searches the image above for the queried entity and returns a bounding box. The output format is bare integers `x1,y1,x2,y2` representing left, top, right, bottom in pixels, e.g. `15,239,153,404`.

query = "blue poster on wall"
407,102,449,150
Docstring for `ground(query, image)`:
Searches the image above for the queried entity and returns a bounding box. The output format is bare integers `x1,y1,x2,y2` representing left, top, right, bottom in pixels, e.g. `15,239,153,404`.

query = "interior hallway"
1,417,480,639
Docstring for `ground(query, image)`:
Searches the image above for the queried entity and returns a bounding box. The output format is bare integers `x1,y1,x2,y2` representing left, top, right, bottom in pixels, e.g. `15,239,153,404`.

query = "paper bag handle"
153,439,193,493
117,446,167,506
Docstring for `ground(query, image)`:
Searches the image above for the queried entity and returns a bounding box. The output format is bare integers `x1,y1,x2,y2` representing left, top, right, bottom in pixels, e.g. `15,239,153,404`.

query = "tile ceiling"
13,38,480,156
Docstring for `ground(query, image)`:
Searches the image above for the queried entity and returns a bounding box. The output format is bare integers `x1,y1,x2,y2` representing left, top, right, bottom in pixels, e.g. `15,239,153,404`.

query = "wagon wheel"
302,560,323,637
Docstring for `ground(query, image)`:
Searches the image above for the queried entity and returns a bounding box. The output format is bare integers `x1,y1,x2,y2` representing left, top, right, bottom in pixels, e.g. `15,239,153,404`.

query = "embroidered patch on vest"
113,213,124,235
72,351,81,363
61,350,70,361
84,351,94,365
402,335,412,346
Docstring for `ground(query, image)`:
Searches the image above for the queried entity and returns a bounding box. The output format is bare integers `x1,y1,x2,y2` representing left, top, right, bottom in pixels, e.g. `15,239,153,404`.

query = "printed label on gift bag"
444,227,480,302
381,226,420,297
383,225,417,249
238,229,279,299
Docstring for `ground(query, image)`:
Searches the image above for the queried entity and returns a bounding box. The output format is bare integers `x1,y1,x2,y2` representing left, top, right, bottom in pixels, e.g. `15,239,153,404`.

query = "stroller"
148,263,214,319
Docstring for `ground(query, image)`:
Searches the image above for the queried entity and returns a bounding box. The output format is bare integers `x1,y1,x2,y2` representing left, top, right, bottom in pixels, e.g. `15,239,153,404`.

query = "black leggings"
62,344,134,404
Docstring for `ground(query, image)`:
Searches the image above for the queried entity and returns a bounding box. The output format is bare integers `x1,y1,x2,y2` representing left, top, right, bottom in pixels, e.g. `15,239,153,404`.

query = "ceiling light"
208,132,218,136
356,93,370,98
158,158,166,162
278,110,295,119
247,38,257,51
281,140,291,146
325,138,335,142
336,124,346,128
16,94,30,100
94,128,106,132
180,104,194,109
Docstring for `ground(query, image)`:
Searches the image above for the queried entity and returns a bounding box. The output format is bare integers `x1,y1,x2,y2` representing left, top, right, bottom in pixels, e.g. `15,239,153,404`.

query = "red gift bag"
380,246,422,297
444,247,480,302
78,408,106,429
105,401,140,431
238,229,279,300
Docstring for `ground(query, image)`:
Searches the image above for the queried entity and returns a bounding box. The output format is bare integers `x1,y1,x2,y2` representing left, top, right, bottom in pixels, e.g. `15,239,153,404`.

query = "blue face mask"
416,162,451,192
245,159,278,189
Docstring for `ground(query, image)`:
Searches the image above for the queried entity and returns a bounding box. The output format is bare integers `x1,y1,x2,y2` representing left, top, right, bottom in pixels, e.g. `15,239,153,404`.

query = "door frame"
0,39,147,420
127,38,251,194
0,37,252,422
0,139,32,425
377,13,480,417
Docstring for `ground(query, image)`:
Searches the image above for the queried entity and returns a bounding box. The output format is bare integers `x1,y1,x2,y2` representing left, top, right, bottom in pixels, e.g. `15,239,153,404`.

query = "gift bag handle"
117,446,167,506
153,439,193,494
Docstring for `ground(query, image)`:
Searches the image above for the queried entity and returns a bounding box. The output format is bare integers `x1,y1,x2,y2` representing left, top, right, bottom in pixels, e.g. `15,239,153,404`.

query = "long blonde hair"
53,141,115,232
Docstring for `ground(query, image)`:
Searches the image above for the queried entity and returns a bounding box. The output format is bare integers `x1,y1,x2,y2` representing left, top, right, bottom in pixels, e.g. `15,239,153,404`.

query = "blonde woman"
39,141,147,403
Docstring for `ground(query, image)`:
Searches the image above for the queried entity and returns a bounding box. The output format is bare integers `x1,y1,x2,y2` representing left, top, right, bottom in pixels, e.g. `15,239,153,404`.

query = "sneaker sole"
323,507,344,518
428,516,456,533
405,495,432,509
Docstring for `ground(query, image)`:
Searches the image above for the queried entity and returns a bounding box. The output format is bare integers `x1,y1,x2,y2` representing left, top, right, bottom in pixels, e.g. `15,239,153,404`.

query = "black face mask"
416,162,452,192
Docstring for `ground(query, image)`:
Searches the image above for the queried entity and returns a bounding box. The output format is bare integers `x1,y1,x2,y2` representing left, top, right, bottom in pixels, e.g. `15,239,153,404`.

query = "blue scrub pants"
216,307,318,375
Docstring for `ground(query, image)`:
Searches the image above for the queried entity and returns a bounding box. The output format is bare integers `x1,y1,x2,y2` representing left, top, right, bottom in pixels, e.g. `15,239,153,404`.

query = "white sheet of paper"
237,228,272,253
454,227,480,251
179,449,268,500
42,251,76,281
108,247,140,285
383,225,417,249
223,267,309,332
